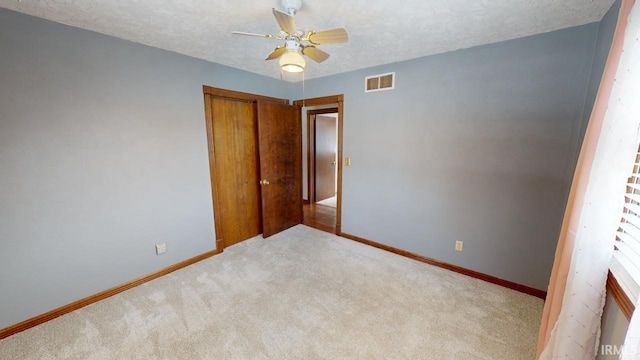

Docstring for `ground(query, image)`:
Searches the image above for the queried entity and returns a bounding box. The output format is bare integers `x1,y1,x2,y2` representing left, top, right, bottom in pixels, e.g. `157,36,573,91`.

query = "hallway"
302,203,336,234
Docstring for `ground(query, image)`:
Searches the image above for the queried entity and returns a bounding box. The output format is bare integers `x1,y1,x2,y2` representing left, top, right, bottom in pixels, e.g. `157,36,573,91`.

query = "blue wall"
0,8,288,329
291,3,619,291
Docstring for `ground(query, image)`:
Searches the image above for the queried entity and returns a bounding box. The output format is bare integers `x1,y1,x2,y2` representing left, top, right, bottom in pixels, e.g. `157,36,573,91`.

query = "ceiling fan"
232,0,348,73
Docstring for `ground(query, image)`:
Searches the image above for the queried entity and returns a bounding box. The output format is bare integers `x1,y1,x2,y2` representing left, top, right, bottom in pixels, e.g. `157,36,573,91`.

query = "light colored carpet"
0,225,543,359
316,196,337,208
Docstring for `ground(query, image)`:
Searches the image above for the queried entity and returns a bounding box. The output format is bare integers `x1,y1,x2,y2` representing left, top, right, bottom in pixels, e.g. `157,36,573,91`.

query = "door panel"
315,115,337,202
257,101,302,238
211,98,262,247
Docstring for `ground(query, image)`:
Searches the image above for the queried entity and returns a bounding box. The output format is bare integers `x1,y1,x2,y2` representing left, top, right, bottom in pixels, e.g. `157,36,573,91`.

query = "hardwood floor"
303,203,336,234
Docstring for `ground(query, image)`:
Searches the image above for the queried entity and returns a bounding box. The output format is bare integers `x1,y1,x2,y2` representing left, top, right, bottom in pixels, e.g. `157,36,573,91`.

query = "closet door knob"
260,179,270,185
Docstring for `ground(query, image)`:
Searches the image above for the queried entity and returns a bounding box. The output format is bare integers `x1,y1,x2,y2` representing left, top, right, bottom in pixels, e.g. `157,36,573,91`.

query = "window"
610,144,640,318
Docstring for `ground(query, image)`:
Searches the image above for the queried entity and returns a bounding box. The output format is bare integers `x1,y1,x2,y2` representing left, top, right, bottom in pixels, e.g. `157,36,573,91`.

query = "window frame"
608,145,640,321
608,270,635,321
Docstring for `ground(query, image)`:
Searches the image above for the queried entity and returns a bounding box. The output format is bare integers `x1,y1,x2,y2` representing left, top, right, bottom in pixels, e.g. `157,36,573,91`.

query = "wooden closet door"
210,98,262,247
257,101,302,238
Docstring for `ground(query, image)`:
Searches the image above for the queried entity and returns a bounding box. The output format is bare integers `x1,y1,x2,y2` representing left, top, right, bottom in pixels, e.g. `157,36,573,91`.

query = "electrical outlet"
156,243,167,255
455,240,463,252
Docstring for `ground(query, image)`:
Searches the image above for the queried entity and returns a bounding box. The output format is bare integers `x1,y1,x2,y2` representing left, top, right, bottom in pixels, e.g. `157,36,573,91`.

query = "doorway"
294,95,344,235
309,110,338,206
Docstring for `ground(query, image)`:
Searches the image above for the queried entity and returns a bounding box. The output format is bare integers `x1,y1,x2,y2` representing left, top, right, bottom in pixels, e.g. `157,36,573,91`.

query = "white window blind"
611,144,640,304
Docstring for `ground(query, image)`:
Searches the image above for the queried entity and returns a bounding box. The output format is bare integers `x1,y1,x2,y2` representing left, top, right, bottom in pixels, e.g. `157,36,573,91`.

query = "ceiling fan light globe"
281,63,304,73
279,50,306,73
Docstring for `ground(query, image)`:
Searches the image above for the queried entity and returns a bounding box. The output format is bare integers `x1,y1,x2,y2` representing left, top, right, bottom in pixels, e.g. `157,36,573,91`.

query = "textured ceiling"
0,0,616,81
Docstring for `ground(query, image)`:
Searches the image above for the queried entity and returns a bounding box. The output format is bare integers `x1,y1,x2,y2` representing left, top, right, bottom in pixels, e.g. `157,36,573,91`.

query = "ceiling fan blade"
265,46,287,61
272,8,296,35
301,45,330,63
232,31,280,40
307,28,348,45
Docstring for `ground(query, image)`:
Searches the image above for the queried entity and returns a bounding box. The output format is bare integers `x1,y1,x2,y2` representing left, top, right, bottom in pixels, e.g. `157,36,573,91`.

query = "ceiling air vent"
365,72,395,93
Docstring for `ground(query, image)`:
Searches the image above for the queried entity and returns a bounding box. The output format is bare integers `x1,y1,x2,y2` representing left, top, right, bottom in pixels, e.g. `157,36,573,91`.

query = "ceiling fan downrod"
281,0,302,16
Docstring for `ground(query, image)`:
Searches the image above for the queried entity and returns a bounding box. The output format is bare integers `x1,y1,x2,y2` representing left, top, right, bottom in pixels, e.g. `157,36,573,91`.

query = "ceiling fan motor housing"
285,38,300,50
282,0,302,15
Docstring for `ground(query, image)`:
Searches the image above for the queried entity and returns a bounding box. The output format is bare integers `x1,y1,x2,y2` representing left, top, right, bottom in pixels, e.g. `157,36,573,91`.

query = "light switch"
345,157,351,166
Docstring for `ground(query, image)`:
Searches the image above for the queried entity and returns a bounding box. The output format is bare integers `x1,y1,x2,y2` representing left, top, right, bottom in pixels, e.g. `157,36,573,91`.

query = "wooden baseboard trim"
0,248,222,340
303,199,310,205
338,232,547,300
